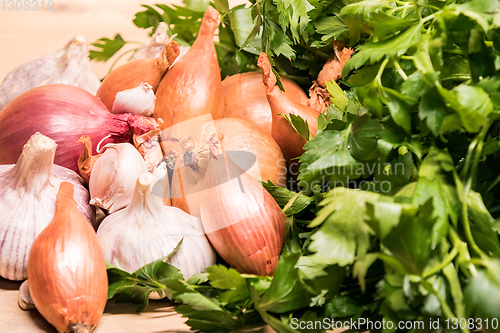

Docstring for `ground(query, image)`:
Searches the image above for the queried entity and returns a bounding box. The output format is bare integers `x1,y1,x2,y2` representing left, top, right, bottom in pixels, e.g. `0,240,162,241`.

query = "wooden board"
0,277,275,332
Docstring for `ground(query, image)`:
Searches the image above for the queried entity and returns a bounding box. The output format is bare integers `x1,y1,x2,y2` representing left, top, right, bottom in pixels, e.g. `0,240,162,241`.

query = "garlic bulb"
28,182,108,333
97,173,215,283
131,23,169,60
0,35,100,111
0,132,95,281
131,23,190,64
89,142,147,213
111,82,157,116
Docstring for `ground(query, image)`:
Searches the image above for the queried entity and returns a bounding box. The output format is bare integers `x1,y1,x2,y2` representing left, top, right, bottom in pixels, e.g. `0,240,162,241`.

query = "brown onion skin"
171,118,287,216
222,72,308,135
153,7,224,129
257,54,321,167
0,84,159,173
200,151,286,276
28,182,107,333
96,41,180,111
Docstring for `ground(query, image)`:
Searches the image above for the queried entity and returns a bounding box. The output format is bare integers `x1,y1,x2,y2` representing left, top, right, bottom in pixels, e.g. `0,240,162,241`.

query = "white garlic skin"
89,142,147,213
0,35,101,111
18,280,35,310
111,82,157,116
131,22,190,65
97,173,216,285
0,133,95,281
131,23,169,61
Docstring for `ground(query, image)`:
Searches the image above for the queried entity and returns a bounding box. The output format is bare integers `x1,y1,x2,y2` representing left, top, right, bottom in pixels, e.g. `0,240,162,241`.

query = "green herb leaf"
343,22,423,75
279,113,311,141
89,34,126,62
274,0,314,43
308,189,379,266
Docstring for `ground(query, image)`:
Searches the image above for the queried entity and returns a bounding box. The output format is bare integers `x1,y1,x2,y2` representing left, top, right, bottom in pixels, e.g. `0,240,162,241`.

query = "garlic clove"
18,280,36,310
89,142,147,213
96,41,180,112
111,82,157,116
0,35,100,111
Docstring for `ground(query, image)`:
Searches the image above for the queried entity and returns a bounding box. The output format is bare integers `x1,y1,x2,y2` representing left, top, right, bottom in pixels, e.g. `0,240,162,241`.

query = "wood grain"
0,0,245,80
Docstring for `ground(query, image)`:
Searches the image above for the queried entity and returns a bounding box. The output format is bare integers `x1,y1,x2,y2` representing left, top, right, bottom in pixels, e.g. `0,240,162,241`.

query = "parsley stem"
421,280,469,333
458,121,493,261
402,2,410,18
392,59,408,80
422,246,458,278
299,44,331,59
421,13,436,23
107,48,136,75
487,173,500,192
461,196,488,260
375,58,390,84
449,228,478,278
466,121,492,191
390,0,411,5
387,4,413,16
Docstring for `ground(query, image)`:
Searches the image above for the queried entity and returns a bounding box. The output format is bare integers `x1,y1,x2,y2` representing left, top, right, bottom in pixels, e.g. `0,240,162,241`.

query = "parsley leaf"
89,34,126,62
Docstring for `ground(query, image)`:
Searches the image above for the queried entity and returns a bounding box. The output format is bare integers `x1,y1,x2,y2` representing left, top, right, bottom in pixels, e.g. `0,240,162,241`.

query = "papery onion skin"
0,84,161,173
96,41,180,111
211,119,287,186
222,72,308,135
308,43,353,113
257,53,321,166
28,182,107,333
171,118,287,217
200,149,286,276
0,133,95,281
153,7,224,129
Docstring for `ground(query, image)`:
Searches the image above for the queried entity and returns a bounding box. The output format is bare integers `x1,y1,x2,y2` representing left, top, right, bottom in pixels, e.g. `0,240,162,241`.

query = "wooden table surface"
0,277,275,332
0,0,245,80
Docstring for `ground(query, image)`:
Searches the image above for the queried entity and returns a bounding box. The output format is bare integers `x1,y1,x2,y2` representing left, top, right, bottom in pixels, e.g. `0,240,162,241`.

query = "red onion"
0,84,161,173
